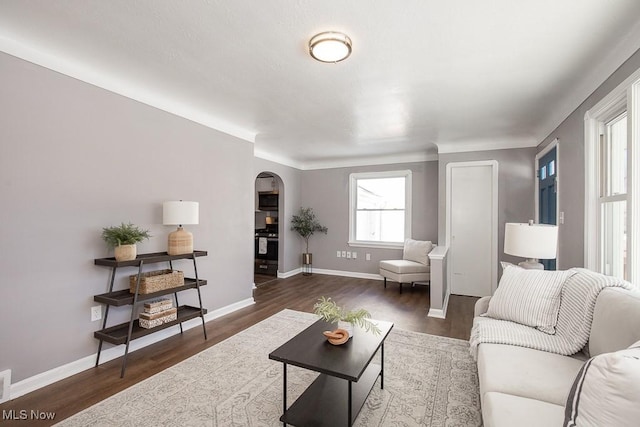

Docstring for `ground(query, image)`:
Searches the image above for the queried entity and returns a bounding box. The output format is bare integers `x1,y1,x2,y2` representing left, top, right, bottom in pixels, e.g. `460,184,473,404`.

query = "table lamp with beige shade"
163,201,199,255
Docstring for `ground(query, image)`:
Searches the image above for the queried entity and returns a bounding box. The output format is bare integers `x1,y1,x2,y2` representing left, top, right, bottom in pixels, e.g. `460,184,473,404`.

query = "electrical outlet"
91,305,102,322
346,252,351,259
336,250,341,258
366,253,371,261
352,252,357,259
341,251,346,258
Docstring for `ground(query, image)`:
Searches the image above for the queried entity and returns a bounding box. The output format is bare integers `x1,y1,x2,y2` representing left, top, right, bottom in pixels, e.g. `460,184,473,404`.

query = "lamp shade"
163,201,199,225
504,222,558,259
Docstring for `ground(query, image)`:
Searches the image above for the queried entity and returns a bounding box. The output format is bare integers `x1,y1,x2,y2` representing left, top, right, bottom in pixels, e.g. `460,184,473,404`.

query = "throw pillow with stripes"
564,340,640,426
484,263,577,334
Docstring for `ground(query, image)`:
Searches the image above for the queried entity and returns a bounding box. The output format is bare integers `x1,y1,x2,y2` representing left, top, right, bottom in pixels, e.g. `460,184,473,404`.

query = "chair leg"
399,282,402,294
384,277,387,288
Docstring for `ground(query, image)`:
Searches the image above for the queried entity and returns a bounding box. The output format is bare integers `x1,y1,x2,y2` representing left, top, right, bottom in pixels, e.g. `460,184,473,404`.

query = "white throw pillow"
403,239,431,265
564,340,640,427
484,263,576,334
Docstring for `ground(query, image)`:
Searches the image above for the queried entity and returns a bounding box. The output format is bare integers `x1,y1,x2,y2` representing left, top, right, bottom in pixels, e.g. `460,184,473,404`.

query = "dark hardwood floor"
0,274,477,426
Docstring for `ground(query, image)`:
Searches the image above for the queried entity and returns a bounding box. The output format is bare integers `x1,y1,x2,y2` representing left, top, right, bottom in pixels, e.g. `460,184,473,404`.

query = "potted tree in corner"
291,207,327,275
101,222,151,261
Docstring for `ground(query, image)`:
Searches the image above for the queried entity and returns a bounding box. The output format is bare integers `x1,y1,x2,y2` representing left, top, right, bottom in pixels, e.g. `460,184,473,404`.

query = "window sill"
348,241,404,250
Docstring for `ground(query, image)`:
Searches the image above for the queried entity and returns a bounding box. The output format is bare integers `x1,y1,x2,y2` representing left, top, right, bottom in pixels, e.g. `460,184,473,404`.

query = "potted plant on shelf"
313,297,381,344
290,207,327,275
101,222,151,261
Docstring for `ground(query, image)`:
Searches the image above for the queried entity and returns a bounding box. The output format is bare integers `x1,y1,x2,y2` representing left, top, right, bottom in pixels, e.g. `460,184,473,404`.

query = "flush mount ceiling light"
309,31,352,63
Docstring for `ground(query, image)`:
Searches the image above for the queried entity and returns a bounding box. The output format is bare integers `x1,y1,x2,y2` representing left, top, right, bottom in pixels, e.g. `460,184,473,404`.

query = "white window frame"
585,67,640,282
348,170,412,249
535,138,560,267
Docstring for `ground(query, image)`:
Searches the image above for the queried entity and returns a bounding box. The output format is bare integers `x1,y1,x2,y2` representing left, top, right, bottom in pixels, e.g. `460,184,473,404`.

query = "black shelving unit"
93,250,208,377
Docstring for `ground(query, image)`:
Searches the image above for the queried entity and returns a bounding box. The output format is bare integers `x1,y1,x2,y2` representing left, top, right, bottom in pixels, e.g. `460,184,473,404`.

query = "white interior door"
447,161,498,297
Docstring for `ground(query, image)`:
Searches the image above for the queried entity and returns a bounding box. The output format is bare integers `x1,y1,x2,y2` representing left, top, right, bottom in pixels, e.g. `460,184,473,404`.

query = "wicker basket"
129,269,184,294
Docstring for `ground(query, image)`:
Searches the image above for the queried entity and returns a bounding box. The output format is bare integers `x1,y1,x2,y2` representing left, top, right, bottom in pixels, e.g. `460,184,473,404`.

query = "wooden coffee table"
269,318,394,426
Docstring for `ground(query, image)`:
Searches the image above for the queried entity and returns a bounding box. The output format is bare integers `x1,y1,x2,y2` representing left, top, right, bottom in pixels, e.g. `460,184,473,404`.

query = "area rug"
57,309,481,426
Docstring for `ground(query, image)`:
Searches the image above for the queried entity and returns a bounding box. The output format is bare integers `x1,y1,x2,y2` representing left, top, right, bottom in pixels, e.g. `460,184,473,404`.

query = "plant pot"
302,253,312,276
302,253,312,265
114,244,137,261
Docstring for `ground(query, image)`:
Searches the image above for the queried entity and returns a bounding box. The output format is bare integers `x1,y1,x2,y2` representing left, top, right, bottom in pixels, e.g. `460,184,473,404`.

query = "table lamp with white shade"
504,220,558,270
163,201,199,255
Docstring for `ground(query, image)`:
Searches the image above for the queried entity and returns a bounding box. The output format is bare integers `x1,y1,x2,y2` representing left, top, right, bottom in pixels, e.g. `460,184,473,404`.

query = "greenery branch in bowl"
101,222,151,261
313,297,381,336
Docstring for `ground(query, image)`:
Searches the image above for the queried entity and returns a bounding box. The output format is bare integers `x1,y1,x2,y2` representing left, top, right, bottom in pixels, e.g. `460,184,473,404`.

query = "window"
599,112,628,279
349,170,412,248
539,161,554,181
585,66,640,282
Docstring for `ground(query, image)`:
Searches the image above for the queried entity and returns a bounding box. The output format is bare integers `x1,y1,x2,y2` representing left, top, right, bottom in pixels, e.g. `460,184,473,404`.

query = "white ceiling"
1,1,639,169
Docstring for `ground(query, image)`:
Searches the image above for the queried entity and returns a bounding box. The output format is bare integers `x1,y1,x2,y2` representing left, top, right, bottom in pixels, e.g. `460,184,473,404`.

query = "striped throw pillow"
564,341,640,426
484,264,577,334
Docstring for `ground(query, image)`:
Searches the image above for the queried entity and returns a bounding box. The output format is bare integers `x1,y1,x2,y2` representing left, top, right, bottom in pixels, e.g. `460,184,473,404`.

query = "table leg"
282,363,287,426
348,380,352,426
381,342,385,390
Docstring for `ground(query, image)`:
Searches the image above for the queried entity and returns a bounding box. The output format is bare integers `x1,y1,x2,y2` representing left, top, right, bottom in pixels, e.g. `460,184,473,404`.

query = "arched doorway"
254,172,283,286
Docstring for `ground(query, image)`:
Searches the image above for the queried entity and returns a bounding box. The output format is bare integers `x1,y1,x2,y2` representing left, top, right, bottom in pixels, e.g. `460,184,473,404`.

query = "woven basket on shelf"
129,269,184,294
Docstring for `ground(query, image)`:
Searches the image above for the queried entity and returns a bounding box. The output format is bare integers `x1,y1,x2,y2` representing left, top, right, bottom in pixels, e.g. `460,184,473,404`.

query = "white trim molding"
445,160,499,296
0,370,10,404
348,169,412,248
629,78,640,282
427,292,450,319
278,268,302,279
535,138,560,267
0,35,257,144
309,269,384,281
584,66,640,281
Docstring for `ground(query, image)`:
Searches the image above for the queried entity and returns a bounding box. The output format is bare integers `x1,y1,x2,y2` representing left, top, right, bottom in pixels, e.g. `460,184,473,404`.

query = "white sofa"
474,283,640,426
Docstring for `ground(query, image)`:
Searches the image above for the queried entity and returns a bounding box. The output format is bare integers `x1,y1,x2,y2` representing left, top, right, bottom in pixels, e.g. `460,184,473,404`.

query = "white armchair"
379,239,433,294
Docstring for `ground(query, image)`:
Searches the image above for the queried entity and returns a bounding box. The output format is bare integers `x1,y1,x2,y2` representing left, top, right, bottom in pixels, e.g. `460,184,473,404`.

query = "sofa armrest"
474,296,491,317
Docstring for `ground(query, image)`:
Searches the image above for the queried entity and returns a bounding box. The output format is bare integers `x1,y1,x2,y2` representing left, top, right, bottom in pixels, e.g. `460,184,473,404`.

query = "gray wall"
537,48,640,270
0,52,255,382
300,161,439,275
438,148,537,271
253,158,302,274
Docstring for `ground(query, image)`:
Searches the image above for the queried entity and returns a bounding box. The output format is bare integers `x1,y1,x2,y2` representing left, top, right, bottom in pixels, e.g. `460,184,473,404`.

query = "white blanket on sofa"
469,268,634,360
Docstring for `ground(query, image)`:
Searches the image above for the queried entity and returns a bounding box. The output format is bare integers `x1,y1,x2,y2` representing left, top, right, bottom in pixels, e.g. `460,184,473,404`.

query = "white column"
427,246,449,319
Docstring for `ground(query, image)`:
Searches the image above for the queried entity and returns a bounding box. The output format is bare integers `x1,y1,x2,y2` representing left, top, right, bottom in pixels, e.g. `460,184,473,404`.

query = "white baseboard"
278,268,383,281
310,268,383,281
277,268,301,279
0,369,10,404
9,297,255,401
427,291,450,319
